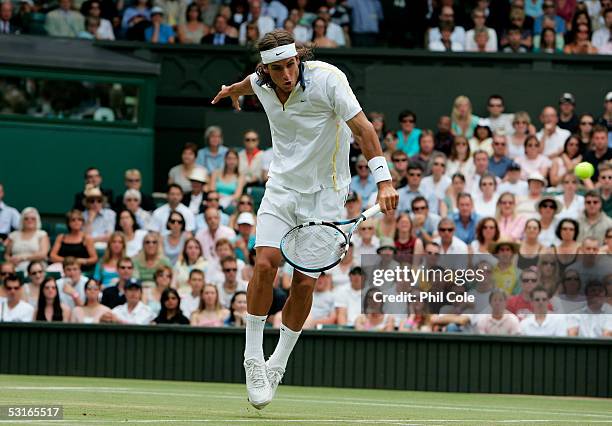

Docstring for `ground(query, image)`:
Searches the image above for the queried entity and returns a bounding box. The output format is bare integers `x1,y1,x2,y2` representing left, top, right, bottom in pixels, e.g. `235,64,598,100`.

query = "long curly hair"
255,29,314,89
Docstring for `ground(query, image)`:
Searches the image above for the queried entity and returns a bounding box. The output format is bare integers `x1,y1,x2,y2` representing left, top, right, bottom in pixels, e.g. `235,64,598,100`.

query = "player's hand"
376,181,398,214
211,84,241,111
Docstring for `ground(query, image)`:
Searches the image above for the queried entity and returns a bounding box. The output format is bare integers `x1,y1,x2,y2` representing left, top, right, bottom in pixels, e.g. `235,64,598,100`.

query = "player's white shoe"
266,361,285,401
244,358,271,409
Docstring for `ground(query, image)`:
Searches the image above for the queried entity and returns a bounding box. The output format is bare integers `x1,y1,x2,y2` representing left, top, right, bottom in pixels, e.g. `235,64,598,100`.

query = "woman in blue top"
451,95,480,139
395,110,421,157
93,232,126,288
210,148,246,210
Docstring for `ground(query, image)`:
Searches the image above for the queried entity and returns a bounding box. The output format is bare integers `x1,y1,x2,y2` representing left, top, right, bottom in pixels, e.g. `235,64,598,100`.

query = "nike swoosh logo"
275,51,285,56
375,166,383,171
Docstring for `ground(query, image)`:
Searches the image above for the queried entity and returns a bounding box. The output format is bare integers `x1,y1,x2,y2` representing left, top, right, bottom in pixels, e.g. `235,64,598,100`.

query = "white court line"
3,387,611,420
0,419,611,425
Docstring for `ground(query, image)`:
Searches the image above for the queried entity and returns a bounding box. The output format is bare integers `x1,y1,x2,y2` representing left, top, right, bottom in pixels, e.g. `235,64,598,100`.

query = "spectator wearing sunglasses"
23,261,47,307
133,232,172,284
597,163,612,216
163,211,190,266
101,257,135,309
114,169,156,212
73,167,113,211
0,274,34,322
194,191,230,232
578,191,612,244
507,269,546,319
49,209,98,273
4,207,49,273
350,155,377,210
218,256,247,309
583,125,612,183
433,217,468,254
82,186,116,245
519,286,568,336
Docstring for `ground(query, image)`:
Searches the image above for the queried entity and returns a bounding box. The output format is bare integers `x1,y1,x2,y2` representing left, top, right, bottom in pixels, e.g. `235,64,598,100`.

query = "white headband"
260,43,298,65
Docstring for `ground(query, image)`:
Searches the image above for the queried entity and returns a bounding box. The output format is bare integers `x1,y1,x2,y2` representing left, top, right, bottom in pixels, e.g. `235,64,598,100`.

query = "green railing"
1,323,609,397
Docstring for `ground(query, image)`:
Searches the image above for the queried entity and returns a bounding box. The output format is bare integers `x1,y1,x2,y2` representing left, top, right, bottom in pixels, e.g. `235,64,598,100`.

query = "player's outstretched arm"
347,111,399,214
211,75,255,111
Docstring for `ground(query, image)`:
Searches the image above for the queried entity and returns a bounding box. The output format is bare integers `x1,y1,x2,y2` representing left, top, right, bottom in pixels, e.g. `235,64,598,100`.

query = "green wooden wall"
0,121,154,214
1,323,610,397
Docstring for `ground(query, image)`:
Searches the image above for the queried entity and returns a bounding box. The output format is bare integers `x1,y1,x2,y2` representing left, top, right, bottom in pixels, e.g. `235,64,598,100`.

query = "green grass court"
0,375,610,425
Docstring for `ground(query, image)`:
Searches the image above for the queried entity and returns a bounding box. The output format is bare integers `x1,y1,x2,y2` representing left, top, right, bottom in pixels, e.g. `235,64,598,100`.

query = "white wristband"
368,156,392,183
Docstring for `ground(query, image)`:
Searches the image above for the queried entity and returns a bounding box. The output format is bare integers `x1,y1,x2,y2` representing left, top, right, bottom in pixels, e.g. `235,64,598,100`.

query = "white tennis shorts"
255,178,348,251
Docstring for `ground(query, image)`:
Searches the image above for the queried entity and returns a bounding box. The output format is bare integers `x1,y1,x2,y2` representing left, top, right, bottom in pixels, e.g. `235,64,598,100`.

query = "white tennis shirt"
249,60,362,194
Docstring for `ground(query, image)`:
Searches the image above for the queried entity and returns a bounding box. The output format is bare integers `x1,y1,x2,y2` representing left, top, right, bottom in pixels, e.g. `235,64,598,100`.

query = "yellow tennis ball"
575,162,594,180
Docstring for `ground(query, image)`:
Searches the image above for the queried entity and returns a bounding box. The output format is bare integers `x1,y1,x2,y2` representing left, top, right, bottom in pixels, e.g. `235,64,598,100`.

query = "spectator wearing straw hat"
73,167,113,211
82,186,116,244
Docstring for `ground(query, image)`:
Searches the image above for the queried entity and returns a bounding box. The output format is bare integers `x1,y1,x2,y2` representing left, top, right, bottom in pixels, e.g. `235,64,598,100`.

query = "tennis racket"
280,204,382,273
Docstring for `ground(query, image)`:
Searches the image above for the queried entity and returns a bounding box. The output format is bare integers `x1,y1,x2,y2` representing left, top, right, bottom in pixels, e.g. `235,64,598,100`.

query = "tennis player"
212,29,398,409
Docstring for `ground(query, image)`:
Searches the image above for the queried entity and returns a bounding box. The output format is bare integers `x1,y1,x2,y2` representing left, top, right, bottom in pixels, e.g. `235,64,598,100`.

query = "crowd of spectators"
1,90,612,338
0,0,611,53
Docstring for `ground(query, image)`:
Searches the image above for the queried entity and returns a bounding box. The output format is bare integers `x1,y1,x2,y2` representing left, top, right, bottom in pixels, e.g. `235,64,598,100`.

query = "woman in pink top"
190,284,229,327
496,192,526,241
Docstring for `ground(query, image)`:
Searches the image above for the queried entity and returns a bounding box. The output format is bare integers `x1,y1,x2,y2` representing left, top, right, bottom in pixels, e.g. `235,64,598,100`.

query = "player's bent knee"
289,279,316,299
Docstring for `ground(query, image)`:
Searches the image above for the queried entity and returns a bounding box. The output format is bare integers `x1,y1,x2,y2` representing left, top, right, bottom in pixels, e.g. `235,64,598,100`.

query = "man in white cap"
212,29,398,408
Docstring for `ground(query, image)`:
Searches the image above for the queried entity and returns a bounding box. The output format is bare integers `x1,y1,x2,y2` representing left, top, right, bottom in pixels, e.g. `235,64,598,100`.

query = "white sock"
244,313,267,362
267,324,302,371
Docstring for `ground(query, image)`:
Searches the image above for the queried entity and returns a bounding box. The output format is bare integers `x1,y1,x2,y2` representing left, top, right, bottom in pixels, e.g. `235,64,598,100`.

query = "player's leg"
266,185,348,398
244,182,297,409
244,246,282,362
266,270,317,400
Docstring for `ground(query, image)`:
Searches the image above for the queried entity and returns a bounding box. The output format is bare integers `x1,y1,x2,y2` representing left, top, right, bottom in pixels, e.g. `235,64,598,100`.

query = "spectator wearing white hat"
516,173,547,219
145,6,175,43
182,168,208,216
468,119,493,156
234,212,256,264
168,143,207,193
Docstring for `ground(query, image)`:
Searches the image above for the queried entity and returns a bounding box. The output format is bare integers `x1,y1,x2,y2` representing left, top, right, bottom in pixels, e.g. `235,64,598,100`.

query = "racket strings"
284,225,346,270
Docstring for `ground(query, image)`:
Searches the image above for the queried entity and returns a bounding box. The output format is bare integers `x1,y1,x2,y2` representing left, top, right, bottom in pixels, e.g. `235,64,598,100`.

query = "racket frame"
280,204,382,273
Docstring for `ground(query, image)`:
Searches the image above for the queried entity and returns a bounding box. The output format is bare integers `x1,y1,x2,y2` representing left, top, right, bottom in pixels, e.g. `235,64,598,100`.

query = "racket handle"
362,204,381,220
